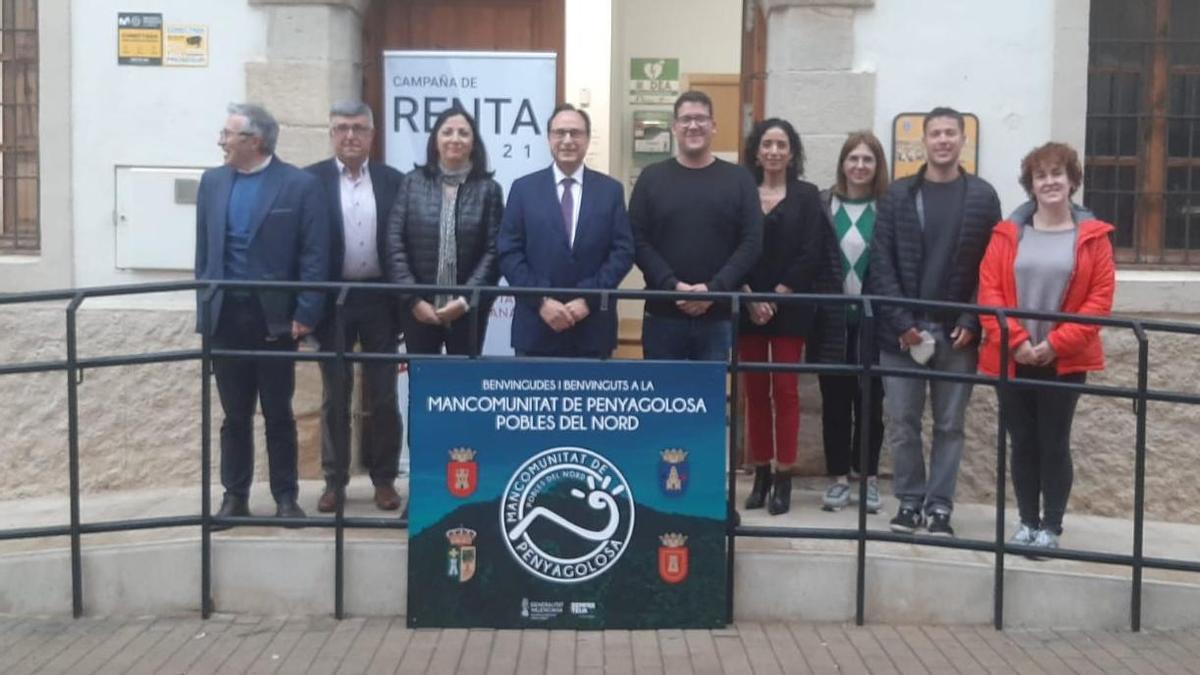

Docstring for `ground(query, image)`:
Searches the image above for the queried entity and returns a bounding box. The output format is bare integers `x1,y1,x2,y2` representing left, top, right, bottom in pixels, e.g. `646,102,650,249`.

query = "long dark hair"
743,118,805,184
418,105,493,180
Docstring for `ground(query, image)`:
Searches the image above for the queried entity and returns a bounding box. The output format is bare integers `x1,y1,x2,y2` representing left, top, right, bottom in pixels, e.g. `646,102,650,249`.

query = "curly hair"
1019,142,1083,198
743,118,805,184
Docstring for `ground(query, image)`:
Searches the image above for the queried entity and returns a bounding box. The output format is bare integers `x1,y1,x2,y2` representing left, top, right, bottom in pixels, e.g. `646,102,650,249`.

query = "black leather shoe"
275,498,307,527
212,495,249,531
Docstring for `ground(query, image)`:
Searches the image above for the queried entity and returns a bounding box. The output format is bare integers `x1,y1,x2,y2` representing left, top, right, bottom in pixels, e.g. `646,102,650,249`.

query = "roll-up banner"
385,51,558,470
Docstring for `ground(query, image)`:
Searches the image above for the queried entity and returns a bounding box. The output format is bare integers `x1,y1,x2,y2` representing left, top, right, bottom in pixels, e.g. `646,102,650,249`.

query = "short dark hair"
1019,142,1083,198
548,103,591,135
923,106,965,133
673,90,713,119
419,105,493,180
743,118,805,183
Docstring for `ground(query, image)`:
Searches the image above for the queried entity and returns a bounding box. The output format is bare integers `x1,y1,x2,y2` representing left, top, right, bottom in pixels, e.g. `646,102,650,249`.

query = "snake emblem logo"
500,447,635,583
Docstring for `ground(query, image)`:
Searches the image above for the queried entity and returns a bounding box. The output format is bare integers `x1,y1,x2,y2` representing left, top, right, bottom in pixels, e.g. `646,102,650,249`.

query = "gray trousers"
880,326,977,514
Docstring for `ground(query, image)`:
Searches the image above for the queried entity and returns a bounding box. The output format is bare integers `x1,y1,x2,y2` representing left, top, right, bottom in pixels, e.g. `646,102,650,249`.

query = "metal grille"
0,0,38,254
1085,0,1200,264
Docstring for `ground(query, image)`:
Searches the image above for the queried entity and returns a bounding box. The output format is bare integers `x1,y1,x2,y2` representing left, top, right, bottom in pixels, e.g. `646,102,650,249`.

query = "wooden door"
681,74,743,159
362,0,566,160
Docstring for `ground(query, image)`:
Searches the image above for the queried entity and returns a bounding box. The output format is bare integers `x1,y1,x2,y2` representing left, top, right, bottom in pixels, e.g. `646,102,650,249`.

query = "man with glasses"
630,90,762,361
305,100,405,513
498,103,634,357
195,103,330,523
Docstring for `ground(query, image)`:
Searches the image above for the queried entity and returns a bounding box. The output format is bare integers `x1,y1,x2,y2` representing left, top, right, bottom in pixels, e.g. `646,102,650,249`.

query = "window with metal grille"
1086,0,1200,265
0,0,37,254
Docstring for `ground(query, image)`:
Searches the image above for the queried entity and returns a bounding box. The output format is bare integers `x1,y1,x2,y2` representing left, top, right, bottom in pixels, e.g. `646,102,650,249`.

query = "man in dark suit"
305,101,404,513
195,103,330,521
498,103,634,357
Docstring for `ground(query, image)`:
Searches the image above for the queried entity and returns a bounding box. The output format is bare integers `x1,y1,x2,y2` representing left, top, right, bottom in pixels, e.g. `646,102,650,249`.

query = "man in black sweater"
630,90,763,361
868,106,1001,537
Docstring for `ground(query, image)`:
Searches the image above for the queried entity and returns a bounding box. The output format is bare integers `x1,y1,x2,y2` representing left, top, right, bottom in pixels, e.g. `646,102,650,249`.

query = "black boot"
744,465,771,510
768,471,793,515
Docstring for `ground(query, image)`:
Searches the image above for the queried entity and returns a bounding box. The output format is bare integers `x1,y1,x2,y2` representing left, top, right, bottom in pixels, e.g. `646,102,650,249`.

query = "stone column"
758,0,876,475
759,0,875,190
247,0,368,166
245,0,370,479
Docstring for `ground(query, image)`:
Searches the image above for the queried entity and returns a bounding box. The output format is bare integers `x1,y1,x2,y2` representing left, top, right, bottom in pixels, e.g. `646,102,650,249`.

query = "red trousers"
738,334,804,466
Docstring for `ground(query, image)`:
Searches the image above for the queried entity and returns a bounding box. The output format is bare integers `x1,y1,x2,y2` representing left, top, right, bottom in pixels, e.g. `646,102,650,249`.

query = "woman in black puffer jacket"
387,105,503,355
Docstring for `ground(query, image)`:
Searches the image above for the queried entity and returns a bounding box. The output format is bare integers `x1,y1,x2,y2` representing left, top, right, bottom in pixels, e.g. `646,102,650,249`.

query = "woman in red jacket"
977,142,1115,550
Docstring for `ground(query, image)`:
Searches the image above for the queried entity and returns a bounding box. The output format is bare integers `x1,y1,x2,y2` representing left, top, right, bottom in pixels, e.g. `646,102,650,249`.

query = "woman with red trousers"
978,142,1115,551
739,118,825,515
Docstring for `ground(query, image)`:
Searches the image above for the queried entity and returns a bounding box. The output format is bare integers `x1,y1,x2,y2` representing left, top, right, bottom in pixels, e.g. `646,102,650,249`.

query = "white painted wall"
611,0,743,188
69,1,267,304
852,0,1059,214
565,0,613,174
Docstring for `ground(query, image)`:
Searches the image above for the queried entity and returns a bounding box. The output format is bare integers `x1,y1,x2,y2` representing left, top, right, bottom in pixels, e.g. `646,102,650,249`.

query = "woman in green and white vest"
813,132,890,514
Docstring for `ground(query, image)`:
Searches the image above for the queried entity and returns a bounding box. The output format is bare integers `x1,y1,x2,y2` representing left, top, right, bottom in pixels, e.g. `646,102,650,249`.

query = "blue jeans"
641,314,732,362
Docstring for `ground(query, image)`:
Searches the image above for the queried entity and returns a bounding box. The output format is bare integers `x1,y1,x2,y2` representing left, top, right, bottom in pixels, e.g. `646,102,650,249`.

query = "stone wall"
3,303,1198,523
787,322,1200,524
0,305,323,498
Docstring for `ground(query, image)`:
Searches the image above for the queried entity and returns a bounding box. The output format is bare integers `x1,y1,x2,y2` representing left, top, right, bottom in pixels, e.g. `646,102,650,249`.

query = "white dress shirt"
336,158,381,280
552,162,584,247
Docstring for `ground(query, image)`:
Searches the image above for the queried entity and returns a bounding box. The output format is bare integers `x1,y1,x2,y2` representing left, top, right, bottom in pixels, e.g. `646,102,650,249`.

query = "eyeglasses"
675,115,713,128
219,129,254,141
332,123,373,137
549,128,588,140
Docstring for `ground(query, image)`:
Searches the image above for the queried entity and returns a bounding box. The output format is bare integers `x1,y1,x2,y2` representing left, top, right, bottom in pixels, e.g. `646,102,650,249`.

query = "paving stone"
0,617,1197,674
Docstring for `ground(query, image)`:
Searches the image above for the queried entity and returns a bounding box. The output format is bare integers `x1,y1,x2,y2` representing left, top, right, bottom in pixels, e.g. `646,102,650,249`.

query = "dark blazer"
304,158,403,282
194,157,330,336
498,165,635,355
739,179,824,338
385,168,504,313
866,166,1001,352
305,158,403,328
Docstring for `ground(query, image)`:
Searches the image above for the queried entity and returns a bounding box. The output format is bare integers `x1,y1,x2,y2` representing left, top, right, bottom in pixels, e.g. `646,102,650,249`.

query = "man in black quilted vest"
868,106,1001,537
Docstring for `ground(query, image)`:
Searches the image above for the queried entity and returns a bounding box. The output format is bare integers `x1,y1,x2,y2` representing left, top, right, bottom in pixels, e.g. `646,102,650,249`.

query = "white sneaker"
822,482,851,511
865,481,882,513
1032,529,1060,549
1009,523,1037,546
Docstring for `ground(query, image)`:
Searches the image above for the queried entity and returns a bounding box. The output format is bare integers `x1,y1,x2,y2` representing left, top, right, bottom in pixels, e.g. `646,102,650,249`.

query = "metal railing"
2,279,1199,631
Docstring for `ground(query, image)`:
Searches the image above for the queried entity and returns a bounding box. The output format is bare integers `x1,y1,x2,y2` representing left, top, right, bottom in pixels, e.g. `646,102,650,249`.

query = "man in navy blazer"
498,103,634,357
195,103,330,522
304,100,404,514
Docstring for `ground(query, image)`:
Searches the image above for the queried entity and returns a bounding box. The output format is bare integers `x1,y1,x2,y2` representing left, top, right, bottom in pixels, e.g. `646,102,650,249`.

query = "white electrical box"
115,166,206,271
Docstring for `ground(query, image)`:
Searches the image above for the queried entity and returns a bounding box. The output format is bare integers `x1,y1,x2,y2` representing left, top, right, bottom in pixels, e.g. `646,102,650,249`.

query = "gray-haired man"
305,101,405,513
195,103,330,522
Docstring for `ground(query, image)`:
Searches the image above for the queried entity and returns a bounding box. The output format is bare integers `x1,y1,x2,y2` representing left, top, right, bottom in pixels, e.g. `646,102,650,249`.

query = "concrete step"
1,475,1198,628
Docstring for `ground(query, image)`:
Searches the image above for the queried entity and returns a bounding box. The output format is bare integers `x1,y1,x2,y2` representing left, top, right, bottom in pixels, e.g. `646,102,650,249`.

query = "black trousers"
403,311,489,356
818,326,884,477
1000,365,1086,534
316,289,401,489
212,296,299,502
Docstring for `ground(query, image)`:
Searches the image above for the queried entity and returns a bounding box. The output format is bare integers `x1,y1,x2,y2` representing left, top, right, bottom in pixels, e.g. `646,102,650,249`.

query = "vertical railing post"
993,310,1010,630
468,288,483,358
66,292,84,618
200,285,216,618
334,286,350,620
855,298,875,626
1131,322,1149,632
726,292,741,625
